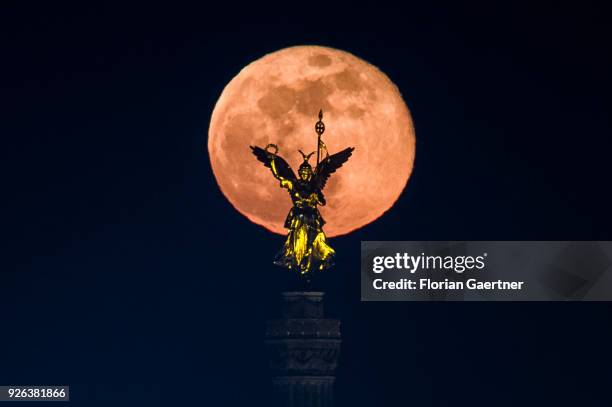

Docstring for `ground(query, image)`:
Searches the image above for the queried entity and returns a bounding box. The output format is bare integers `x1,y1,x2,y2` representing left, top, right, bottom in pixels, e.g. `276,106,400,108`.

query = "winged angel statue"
251,111,354,277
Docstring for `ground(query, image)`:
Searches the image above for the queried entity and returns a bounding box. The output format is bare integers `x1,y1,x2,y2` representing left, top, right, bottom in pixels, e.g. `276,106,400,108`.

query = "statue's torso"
285,180,325,228
291,181,317,205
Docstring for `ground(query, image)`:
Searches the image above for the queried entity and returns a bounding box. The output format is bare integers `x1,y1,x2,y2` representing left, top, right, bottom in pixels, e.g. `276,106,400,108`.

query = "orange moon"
208,45,415,237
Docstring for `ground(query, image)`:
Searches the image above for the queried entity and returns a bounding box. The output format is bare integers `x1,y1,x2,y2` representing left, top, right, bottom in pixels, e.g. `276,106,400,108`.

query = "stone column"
265,292,341,407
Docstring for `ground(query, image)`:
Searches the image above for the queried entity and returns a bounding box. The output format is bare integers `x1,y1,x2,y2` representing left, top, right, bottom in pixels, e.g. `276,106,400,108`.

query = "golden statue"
250,110,354,276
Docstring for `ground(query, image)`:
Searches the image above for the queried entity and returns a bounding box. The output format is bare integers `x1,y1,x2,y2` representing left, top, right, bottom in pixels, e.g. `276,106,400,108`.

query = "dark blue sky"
1,2,611,406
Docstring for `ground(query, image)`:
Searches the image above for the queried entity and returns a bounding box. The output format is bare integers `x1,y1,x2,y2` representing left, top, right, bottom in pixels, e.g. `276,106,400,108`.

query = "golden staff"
315,109,325,166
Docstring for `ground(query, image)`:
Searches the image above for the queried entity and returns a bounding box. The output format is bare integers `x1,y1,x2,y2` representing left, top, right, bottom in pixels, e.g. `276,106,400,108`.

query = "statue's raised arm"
250,144,297,191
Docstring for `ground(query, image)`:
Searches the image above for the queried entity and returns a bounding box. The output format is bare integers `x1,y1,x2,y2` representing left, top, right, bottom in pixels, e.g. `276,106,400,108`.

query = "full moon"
208,45,415,237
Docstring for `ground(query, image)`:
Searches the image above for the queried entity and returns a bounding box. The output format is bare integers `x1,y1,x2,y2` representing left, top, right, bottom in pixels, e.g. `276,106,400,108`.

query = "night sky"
2,3,612,406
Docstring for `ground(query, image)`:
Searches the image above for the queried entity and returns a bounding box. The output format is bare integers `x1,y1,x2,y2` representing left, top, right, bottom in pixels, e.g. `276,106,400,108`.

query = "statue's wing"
250,145,297,182
313,147,355,191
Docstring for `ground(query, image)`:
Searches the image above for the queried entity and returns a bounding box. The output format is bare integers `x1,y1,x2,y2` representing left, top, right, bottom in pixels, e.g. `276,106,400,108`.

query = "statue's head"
298,150,314,181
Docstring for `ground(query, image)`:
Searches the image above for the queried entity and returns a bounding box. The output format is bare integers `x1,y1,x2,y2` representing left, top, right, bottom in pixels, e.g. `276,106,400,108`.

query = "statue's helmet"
298,150,314,180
